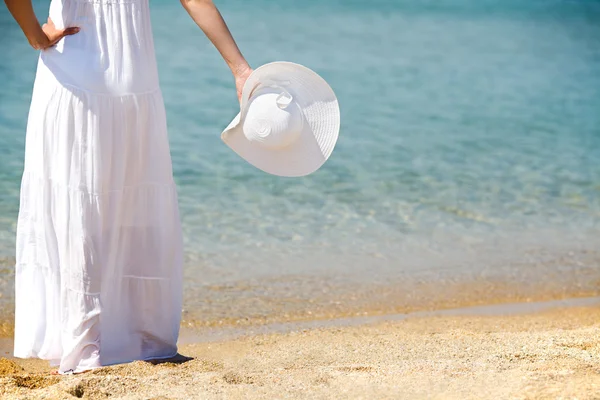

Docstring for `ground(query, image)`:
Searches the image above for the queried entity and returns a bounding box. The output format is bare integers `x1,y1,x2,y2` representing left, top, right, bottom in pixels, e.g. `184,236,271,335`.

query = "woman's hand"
5,0,80,50
234,65,253,103
29,18,79,50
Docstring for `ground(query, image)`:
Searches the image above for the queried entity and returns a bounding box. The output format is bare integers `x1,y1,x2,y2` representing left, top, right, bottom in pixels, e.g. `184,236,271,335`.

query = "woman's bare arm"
180,0,252,100
4,0,79,50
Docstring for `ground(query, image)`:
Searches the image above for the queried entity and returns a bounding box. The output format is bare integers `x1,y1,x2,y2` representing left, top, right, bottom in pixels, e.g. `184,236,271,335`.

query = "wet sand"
3,246,600,339
1,301,599,399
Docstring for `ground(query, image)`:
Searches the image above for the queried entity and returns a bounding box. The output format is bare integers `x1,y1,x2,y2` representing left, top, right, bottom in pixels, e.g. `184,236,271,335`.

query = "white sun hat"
221,62,340,177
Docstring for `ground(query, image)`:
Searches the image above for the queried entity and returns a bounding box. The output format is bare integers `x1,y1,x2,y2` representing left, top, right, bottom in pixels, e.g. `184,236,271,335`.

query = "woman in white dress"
5,0,251,374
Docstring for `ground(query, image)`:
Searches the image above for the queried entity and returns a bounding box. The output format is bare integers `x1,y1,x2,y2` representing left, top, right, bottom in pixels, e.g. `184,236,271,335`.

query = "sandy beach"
0,301,598,399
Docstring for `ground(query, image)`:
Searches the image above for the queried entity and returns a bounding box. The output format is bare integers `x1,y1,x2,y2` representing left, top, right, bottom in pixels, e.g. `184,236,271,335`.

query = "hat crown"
242,86,303,150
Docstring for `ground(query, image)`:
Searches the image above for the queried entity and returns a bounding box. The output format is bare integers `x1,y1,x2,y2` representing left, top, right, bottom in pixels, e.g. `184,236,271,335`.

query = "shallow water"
0,0,599,322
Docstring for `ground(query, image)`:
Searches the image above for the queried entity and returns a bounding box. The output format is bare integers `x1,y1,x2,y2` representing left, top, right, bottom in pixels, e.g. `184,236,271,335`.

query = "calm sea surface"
1,0,599,325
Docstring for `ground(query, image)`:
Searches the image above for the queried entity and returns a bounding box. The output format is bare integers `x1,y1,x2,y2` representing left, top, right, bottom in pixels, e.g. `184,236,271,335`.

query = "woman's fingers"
57,26,81,44
63,27,80,36
234,66,253,102
39,23,80,49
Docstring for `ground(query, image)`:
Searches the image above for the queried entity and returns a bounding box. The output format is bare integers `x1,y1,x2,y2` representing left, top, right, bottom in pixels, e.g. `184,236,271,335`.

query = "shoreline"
1,298,599,399
1,272,599,339
1,244,599,339
177,295,600,344
2,295,599,357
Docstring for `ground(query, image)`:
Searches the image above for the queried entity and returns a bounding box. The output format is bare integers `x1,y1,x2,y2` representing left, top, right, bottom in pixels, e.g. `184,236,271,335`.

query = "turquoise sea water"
1,0,599,322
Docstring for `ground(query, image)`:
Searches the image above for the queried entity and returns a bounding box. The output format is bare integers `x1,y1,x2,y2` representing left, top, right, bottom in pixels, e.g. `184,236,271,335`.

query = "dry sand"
1,305,599,399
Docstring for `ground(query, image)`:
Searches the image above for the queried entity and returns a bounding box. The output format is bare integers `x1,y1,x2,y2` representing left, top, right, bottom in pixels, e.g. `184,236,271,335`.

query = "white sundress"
13,0,184,373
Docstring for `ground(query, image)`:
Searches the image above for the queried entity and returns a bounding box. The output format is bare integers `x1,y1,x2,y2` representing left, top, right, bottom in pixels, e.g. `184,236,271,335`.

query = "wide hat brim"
221,62,340,177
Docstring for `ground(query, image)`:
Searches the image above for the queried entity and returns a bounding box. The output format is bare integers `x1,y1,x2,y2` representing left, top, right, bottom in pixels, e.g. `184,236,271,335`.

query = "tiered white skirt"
14,58,184,373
